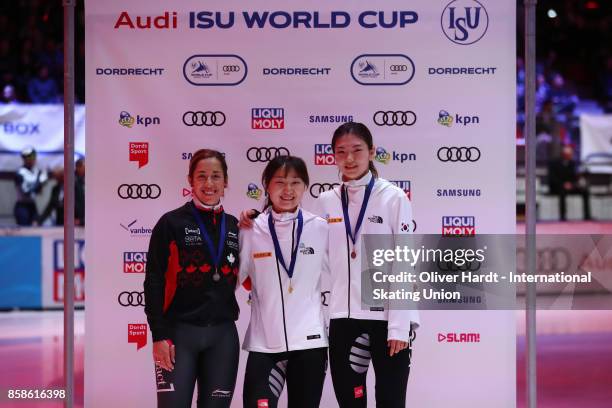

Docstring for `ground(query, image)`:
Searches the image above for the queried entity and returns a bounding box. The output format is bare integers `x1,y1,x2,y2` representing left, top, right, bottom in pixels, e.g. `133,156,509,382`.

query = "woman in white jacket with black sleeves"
239,155,329,408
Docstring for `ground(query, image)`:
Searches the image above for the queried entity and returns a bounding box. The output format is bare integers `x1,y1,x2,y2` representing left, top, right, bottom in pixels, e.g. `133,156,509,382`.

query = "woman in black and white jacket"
239,155,329,408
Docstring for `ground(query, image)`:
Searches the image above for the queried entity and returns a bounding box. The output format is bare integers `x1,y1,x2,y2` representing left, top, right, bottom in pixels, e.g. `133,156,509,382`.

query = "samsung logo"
437,188,481,197
309,115,354,124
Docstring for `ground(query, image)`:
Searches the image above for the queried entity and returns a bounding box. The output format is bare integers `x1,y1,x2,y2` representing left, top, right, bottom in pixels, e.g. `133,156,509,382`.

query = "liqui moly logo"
314,144,335,165
442,216,475,236
252,108,284,129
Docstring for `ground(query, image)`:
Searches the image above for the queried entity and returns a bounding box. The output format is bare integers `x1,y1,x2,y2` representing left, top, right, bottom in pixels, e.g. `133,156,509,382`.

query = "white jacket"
314,171,420,342
239,207,329,353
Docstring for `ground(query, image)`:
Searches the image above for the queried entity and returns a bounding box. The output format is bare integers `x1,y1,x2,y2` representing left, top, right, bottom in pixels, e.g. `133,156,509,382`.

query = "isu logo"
441,0,489,45
252,108,284,129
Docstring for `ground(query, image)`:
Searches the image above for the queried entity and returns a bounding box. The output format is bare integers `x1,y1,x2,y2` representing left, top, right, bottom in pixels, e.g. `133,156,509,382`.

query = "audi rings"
309,183,339,199
389,64,408,72
437,259,482,272
437,146,481,162
118,291,145,306
516,247,571,273
117,184,161,199
373,111,417,126
222,65,240,72
182,111,226,127
246,147,290,162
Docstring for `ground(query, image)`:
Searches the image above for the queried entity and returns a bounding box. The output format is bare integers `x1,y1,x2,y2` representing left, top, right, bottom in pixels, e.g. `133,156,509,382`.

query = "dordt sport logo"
350,54,415,86
183,55,247,86
441,0,489,45
252,108,284,129
129,142,149,168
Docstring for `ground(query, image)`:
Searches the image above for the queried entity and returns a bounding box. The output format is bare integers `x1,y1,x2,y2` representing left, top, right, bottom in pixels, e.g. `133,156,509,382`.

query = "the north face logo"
368,215,383,224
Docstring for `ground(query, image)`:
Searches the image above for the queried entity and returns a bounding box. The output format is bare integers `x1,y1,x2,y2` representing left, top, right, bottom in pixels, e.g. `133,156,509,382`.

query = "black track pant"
155,321,239,408
243,347,327,408
329,318,413,408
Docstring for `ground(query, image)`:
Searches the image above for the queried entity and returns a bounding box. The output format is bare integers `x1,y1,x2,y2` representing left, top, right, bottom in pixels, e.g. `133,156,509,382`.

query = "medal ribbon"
341,176,375,251
268,210,304,279
190,202,226,274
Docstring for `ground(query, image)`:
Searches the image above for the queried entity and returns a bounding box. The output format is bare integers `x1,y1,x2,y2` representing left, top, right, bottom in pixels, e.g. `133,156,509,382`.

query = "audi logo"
117,184,161,200
182,111,226,127
309,183,340,199
246,147,290,162
390,64,408,72
223,65,240,72
437,147,481,162
517,247,571,273
437,260,482,272
118,291,145,306
373,111,417,126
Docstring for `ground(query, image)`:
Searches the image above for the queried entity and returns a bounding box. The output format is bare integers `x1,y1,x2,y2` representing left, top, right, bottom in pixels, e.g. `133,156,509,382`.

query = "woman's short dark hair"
188,149,228,182
261,155,309,209
331,122,378,178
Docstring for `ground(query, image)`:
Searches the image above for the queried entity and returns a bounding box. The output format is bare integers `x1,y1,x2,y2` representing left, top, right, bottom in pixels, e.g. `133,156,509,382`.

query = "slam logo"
442,216,476,236
314,144,335,165
252,108,284,129
246,183,262,200
124,252,147,273
438,332,480,343
441,0,489,45
390,180,411,200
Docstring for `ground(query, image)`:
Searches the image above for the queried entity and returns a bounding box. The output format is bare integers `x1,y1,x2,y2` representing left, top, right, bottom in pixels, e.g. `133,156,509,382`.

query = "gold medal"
288,284,294,294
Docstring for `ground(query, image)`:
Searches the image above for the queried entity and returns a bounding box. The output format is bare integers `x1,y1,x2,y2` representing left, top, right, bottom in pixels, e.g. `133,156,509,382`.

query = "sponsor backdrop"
85,0,516,406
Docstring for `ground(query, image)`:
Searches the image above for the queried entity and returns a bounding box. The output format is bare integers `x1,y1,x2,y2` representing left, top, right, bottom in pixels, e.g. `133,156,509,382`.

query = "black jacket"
144,201,240,341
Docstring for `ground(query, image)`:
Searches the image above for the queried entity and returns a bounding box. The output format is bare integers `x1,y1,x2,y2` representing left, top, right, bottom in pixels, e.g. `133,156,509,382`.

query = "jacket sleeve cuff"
151,328,172,342
387,328,411,342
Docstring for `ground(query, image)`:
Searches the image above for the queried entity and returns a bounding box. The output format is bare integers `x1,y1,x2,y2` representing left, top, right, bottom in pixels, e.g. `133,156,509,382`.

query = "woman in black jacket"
144,149,240,408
